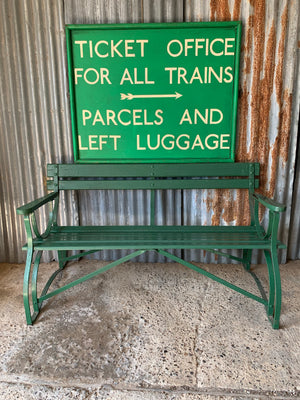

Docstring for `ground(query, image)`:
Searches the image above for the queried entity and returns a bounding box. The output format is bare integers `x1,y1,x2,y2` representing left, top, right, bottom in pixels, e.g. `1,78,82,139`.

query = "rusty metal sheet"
0,0,299,263
183,0,300,263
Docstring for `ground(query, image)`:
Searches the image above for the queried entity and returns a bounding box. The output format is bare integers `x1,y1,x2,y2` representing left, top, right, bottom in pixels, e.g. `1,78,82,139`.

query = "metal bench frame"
17,162,286,328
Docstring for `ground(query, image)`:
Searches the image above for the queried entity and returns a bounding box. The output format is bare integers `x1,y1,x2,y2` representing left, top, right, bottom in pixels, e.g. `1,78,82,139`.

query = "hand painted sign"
66,22,241,163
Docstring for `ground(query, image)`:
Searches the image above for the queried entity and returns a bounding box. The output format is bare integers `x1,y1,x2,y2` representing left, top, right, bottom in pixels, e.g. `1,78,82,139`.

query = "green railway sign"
66,22,241,163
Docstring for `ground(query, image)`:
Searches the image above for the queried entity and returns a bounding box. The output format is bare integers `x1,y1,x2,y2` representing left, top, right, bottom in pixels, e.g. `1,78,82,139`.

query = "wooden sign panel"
66,22,241,163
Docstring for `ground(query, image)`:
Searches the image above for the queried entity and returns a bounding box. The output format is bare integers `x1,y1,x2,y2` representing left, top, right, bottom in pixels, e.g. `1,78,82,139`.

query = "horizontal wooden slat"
57,178,258,191
47,163,260,178
52,225,260,233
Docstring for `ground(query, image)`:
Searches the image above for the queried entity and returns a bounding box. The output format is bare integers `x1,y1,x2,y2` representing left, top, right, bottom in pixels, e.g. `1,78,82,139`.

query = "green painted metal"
31,250,43,314
150,189,155,226
50,162,259,177
26,227,285,251
17,161,286,328
57,250,68,269
46,162,260,191
54,178,257,191
17,192,58,216
66,22,241,163
253,192,286,213
264,250,275,316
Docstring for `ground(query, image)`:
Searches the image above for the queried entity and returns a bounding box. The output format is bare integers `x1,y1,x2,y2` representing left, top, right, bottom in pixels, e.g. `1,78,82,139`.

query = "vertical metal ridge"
288,133,300,260
0,0,75,262
0,0,299,263
64,0,143,24
0,0,34,261
143,0,184,22
182,0,299,263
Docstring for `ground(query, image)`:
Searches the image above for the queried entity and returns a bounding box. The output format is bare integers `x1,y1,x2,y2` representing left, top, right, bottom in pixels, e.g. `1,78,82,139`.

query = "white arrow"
121,92,182,100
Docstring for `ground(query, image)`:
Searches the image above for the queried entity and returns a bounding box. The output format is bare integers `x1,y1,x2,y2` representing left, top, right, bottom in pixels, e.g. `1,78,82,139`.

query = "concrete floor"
0,259,299,399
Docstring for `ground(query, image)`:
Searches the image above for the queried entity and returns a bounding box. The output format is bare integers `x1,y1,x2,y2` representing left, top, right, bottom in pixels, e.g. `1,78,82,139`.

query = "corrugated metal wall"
0,0,299,263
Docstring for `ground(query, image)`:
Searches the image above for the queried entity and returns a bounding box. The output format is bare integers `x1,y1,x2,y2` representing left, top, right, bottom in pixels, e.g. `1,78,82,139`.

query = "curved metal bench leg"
264,248,281,329
24,250,70,325
23,248,34,325
31,251,43,318
271,250,282,329
24,250,44,325
264,250,275,317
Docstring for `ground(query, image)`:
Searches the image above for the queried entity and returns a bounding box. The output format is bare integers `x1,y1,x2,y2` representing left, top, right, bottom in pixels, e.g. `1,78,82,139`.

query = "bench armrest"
17,192,59,216
252,193,286,213
251,192,286,246
17,191,59,243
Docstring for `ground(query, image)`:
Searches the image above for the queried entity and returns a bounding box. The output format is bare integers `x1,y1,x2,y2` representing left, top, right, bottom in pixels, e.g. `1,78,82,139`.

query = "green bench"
17,162,286,328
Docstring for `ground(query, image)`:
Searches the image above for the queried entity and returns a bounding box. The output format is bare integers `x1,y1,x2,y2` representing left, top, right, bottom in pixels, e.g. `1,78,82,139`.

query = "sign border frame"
65,21,242,164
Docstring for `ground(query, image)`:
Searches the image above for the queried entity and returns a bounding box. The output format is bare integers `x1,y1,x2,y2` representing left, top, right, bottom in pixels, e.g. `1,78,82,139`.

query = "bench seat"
25,225,286,251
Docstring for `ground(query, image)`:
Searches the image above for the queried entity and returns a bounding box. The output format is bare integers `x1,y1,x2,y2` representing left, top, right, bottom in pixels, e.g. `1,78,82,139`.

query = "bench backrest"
47,162,259,226
47,163,259,191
